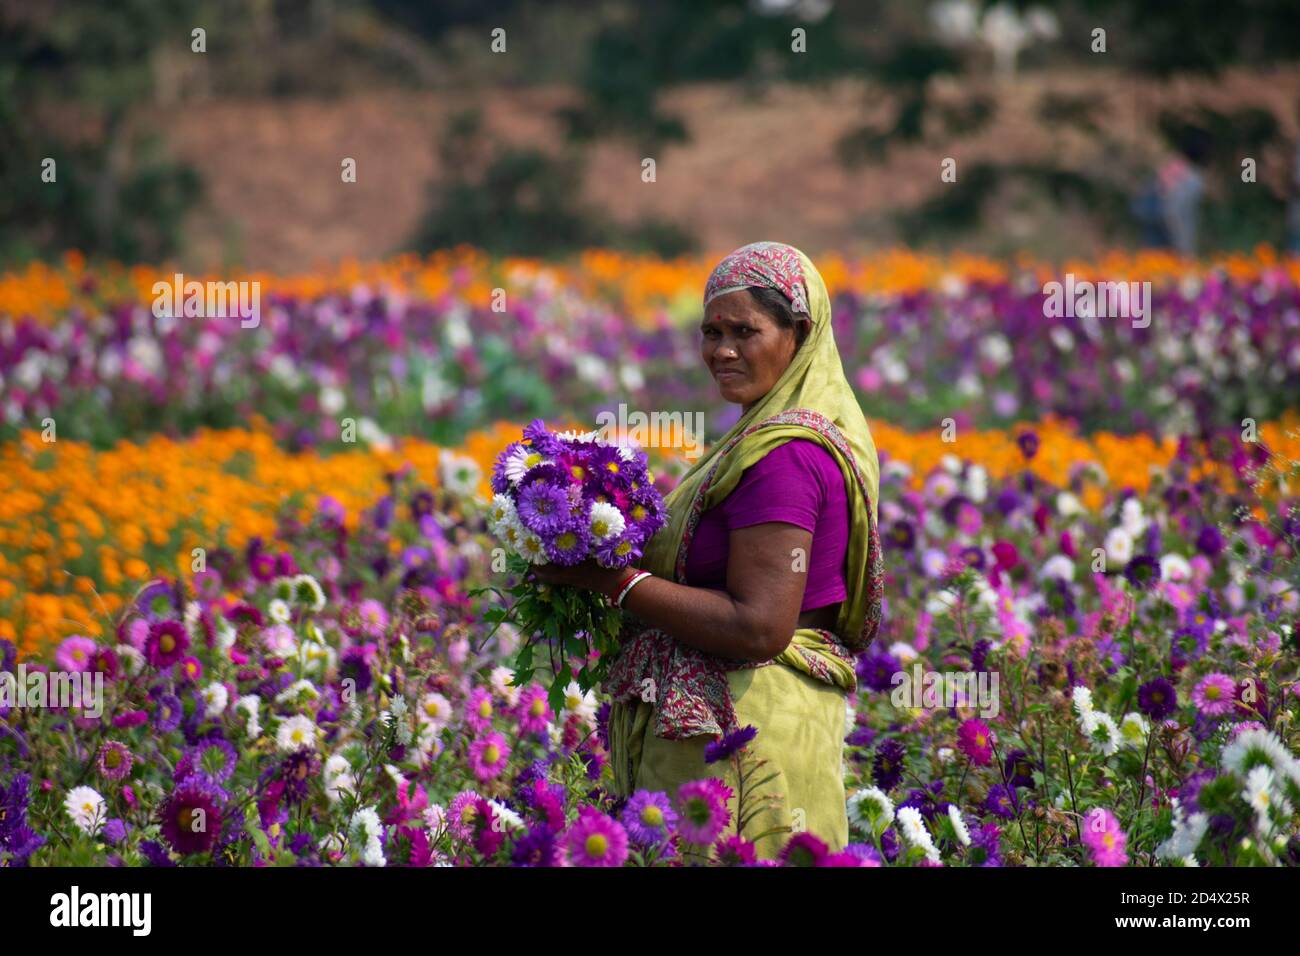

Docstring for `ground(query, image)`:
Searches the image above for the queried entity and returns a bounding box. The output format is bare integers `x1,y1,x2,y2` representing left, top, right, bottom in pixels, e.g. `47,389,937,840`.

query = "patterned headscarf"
606,241,885,794
703,240,811,316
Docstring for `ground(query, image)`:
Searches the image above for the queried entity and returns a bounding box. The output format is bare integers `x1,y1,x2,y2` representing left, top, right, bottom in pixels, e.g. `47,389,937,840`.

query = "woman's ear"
796,317,812,347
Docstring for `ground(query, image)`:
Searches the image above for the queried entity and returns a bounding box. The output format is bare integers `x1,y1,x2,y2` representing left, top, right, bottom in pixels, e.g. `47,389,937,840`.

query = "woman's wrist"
614,570,653,608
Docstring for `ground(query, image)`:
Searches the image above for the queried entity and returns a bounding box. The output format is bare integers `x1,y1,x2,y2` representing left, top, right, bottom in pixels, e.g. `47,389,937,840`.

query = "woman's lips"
714,368,743,380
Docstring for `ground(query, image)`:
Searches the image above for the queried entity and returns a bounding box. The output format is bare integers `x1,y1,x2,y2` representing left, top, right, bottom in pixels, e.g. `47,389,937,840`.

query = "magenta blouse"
683,439,849,612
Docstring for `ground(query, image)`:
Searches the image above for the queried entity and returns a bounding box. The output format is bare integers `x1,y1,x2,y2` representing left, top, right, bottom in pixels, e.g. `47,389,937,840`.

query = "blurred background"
5,0,1300,272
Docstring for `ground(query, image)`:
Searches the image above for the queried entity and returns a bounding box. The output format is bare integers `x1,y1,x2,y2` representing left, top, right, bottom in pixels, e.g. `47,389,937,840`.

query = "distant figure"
1133,130,1210,256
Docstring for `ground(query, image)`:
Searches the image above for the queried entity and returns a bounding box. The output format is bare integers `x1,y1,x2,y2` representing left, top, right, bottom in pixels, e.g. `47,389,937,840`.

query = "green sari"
603,242,885,862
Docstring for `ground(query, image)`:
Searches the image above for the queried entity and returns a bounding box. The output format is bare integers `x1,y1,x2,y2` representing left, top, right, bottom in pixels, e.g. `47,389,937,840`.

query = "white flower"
1155,797,1209,861
1119,712,1148,747
517,528,548,565
587,501,626,541
487,493,517,532
487,798,525,831
324,754,356,804
424,803,448,838
1056,491,1083,517
895,806,941,863
356,417,392,452
352,806,386,867
489,666,521,706
276,714,318,752
947,805,972,846
848,786,895,837
440,451,482,497
236,694,261,737
418,692,452,732
887,641,918,664
1242,765,1285,833
115,644,145,676
201,682,229,720
64,785,107,835
1120,498,1148,537
1221,728,1300,786
384,696,413,746
560,681,598,728
1041,555,1075,582
1071,685,1094,717
291,574,327,612
1104,527,1134,566
267,598,292,624
319,385,345,416
274,678,320,708
1159,553,1192,583
1082,711,1121,756
503,446,552,485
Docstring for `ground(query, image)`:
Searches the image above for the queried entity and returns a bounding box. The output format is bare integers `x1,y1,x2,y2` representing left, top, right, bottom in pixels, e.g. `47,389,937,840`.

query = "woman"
532,241,883,861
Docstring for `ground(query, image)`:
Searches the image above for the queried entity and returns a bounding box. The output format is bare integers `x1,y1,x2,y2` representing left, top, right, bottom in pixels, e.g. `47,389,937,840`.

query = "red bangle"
607,568,638,602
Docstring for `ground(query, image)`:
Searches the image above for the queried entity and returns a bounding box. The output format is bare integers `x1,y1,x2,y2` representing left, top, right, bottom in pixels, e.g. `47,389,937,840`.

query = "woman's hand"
528,559,629,597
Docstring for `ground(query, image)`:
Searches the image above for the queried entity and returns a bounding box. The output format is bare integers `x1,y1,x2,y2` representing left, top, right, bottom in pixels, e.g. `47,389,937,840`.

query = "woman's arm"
530,521,813,662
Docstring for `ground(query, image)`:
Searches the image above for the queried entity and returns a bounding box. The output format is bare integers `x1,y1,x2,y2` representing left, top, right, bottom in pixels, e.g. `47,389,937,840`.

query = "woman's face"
700,289,806,413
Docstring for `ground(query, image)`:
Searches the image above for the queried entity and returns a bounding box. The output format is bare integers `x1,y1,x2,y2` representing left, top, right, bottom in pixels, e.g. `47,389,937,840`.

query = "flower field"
2,249,1299,867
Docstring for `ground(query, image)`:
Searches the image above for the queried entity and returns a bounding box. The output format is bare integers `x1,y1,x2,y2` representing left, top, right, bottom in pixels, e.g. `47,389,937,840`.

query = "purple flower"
1195,525,1224,558
704,724,758,764
620,790,677,846
145,620,190,668
159,777,224,856
1137,677,1178,719
517,481,572,535
873,739,906,791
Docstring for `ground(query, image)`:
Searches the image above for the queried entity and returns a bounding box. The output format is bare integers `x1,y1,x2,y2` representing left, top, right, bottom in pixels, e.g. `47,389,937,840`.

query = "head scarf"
604,241,884,794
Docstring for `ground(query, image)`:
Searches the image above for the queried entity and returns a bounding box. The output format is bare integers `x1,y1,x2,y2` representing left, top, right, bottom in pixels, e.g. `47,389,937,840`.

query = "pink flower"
1192,673,1237,718
515,684,554,735
957,718,995,766
675,778,733,845
55,635,98,673
465,687,494,732
1081,807,1128,866
564,806,628,867
468,732,511,782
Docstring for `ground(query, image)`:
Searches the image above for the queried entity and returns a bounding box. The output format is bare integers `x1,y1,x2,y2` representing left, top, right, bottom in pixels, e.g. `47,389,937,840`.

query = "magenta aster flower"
564,806,628,867
712,832,758,865
447,789,483,841
957,718,995,766
158,777,223,855
55,635,97,673
780,831,830,866
620,789,677,846
468,732,511,782
675,778,733,846
1192,672,1237,718
1080,807,1128,866
465,686,495,732
96,741,134,782
515,685,554,735
145,620,190,668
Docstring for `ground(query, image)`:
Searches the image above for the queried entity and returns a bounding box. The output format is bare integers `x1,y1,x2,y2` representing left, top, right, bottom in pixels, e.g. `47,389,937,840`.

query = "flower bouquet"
474,419,668,713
